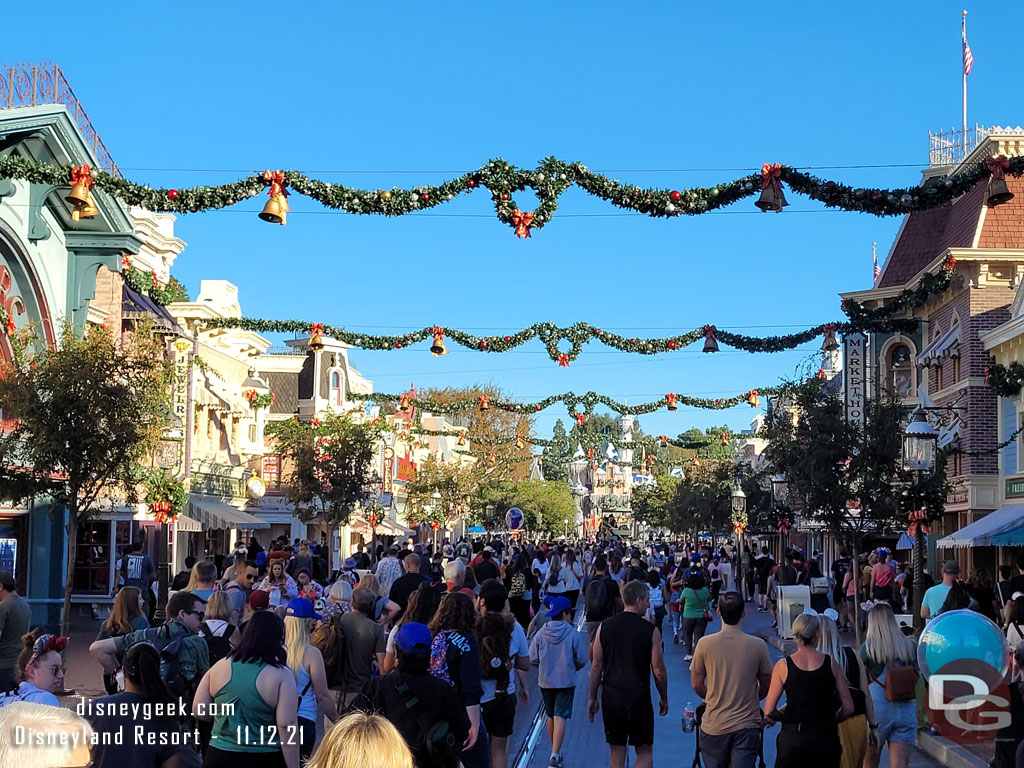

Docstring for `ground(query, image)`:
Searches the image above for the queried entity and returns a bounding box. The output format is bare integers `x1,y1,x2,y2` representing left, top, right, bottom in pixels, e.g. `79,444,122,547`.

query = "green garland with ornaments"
1,152,1019,237
122,257,189,306
205,314,918,366
985,362,1024,398
352,387,783,419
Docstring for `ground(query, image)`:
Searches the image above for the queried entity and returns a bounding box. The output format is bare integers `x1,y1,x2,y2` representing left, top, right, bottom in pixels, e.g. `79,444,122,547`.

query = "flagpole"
962,10,968,156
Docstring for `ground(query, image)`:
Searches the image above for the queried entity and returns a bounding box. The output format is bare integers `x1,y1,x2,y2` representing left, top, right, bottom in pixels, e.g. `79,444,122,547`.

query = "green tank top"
210,661,281,753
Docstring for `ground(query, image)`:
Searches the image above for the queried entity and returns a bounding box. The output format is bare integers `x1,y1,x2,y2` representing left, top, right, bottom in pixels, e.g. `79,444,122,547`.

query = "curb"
754,630,795,656
916,729,990,768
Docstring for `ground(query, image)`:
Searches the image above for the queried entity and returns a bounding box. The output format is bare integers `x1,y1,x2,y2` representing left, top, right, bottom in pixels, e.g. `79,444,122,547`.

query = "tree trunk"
62,504,79,638
852,537,863,648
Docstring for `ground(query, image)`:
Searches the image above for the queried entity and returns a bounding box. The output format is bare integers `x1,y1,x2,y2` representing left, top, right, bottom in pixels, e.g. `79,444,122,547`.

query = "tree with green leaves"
0,322,171,636
472,479,576,536
763,379,948,643
266,410,384,569
631,475,682,529
404,454,479,535
540,419,572,483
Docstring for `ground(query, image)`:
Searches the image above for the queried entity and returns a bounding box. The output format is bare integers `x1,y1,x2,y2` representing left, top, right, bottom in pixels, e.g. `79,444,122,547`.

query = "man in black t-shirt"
584,556,621,647
473,549,501,584
588,580,668,767
389,553,430,614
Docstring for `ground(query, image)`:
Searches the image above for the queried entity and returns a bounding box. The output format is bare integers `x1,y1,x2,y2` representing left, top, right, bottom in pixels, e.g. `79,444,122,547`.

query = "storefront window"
890,344,913,396
74,520,111,594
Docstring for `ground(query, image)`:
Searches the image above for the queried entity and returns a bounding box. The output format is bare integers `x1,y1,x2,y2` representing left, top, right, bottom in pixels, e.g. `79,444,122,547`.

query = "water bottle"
682,701,695,733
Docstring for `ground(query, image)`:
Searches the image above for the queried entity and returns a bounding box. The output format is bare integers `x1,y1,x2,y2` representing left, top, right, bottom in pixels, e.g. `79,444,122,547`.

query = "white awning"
173,515,203,533
935,504,1024,548
188,497,271,530
919,325,960,368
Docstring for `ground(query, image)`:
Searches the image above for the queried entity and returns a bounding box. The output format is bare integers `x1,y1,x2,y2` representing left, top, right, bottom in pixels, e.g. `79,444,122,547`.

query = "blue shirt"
922,583,952,616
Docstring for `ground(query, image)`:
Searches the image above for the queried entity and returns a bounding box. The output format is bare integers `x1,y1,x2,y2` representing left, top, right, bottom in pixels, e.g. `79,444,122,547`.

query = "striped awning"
919,325,960,368
188,497,270,530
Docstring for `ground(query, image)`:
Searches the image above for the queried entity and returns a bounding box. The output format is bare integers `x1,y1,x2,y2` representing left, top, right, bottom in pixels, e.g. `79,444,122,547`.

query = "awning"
919,325,960,368
935,504,1024,548
896,532,930,550
122,285,180,334
188,497,270,530
991,525,1024,546
173,515,203,533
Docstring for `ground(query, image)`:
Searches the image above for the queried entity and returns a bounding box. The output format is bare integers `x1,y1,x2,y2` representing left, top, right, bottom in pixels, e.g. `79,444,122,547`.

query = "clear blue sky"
7,2,1022,441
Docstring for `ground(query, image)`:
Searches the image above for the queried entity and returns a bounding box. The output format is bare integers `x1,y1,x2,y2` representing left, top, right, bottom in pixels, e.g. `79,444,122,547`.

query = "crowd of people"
0,537,1022,768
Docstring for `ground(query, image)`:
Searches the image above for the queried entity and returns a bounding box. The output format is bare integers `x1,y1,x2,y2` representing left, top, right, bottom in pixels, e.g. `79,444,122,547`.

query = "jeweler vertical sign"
843,332,867,430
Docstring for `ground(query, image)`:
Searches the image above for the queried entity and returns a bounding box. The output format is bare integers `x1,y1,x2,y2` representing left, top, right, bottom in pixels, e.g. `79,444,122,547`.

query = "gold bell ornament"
430,328,448,357
308,323,325,351
71,195,99,222
755,163,788,213
259,170,288,225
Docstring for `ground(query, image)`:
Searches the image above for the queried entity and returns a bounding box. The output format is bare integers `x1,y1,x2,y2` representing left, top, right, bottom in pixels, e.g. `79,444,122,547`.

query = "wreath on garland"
244,390,275,410
140,469,189,524
122,257,189,306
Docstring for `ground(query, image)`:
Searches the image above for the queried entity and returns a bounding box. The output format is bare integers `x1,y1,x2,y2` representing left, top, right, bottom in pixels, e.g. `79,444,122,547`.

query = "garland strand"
985,362,1024,398
206,314,919,366
1,154,1018,237
351,387,782,418
947,422,1024,457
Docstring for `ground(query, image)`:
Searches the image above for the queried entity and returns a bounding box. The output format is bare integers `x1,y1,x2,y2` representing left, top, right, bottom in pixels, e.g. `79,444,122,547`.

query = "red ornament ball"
630,338,637,344
421,192,429,201
503,336,511,342
168,189,179,200
395,342,402,349
467,179,476,188
668,341,677,349
500,192,510,201
670,190,681,201
479,341,488,349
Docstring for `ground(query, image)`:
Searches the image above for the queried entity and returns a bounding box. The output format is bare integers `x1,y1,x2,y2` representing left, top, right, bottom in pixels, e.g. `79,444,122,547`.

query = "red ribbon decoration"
720,432,730,444
823,323,837,347
658,435,668,446
984,366,991,383
263,169,286,197
747,390,760,408
557,352,570,367
70,164,94,188
121,255,133,270
777,517,790,535
908,509,929,537
479,394,489,410
666,392,678,410
575,413,586,426
986,155,1010,180
310,322,325,336
761,162,783,193
512,209,534,238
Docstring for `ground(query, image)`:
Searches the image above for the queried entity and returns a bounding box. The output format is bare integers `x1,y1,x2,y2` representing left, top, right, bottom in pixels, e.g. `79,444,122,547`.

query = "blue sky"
7,1,1022,440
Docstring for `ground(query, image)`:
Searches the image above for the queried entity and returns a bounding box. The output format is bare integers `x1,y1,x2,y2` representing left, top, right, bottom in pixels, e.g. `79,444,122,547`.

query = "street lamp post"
563,518,569,539
771,474,789,563
431,491,443,549
731,486,747,600
903,411,938,634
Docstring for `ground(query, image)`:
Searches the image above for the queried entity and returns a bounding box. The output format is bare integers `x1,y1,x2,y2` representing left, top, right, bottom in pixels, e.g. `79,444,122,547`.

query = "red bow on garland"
984,366,991,383
575,413,586,426
665,392,678,410
310,322,325,336
557,353,570,367
777,517,790,535
986,155,1010,181
747,390,760,408
512,209,534,238
761,162,783,192
121,255,133,271
70,164,94,188
702,324,719,353
263,169,286,197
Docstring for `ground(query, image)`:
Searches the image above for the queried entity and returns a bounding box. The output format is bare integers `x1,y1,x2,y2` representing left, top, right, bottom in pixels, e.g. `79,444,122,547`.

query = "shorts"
481,692,517,737
871,687,917,745
541,687,575,719
601,689,654,747
586,620,603,644
845,594,855,602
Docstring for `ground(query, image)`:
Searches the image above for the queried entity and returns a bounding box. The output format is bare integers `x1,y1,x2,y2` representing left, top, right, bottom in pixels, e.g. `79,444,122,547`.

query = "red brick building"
840,128,1024,575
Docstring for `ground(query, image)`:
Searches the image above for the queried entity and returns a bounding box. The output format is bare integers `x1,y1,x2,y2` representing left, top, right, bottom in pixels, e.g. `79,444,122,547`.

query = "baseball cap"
942,560,961,575
395,622,432,653
285,597,322,621
0,571,15,591
546,596,572,618
343,557,358,570
255,551,267,566
249,590,270,610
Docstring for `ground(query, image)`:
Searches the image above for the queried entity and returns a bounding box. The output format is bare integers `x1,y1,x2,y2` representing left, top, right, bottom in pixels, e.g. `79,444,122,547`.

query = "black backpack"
199,623,234,666
312,615,347,689
585,577,611,618
392,674,461,768
143,625,193,706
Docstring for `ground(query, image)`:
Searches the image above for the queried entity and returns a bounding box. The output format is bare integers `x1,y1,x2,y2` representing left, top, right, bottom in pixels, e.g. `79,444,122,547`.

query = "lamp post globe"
731,486,747,515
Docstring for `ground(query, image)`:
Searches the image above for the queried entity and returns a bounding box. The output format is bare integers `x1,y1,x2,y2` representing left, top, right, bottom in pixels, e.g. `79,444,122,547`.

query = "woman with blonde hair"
859,603,918,768
202,591,241,653
306,712,412,768
358,573,401,629
816,613,876,768
765,613,853,768
284,597,338,761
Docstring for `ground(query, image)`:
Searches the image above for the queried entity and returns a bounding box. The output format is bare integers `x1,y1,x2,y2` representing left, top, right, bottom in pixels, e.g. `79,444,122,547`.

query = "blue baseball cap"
285,597,322,620
546,596,572,618
255,551,267,566
396,622,433,653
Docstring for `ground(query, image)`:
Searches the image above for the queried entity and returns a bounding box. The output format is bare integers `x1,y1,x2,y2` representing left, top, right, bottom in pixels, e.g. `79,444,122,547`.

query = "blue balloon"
917,609,1009,681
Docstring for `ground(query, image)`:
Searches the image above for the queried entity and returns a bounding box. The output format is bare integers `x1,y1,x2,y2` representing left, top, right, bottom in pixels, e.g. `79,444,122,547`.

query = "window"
329,369,343,406
889,344,913,397
248,424,257,443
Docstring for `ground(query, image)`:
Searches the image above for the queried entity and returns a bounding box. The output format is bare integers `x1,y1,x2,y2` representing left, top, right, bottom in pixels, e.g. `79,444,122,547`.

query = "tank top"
210,661,280,752
296,663,316,721
782,655,840,728
599,611,656,694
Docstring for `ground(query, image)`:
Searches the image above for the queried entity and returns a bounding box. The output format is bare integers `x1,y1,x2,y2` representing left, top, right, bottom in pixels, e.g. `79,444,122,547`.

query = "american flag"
963,30,973,76
873,243,881,281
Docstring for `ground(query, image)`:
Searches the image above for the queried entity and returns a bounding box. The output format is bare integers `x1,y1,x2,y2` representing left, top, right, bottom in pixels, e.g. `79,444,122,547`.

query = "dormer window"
890,344,913,396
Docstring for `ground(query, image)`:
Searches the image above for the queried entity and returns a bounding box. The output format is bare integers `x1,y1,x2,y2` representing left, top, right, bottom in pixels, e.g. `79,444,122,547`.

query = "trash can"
777,585,811,639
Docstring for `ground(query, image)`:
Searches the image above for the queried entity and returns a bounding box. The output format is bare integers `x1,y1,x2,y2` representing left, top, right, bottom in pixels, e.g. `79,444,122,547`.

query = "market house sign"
843,332,867,431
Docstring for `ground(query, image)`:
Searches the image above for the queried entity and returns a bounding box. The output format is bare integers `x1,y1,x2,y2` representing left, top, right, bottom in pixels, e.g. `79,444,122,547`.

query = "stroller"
690,703,768,768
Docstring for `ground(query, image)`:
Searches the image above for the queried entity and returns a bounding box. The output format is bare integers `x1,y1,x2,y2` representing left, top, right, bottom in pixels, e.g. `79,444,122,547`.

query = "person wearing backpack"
90,591,210,711
504,553,535,632
584,556,621,656
859,603,918,768
200,592,240,665
429,591,488,768
357,622,469,768
284,598,339,761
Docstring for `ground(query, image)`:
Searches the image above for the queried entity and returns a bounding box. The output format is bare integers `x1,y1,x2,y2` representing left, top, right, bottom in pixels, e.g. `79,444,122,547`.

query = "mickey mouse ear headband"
29,633,68,666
